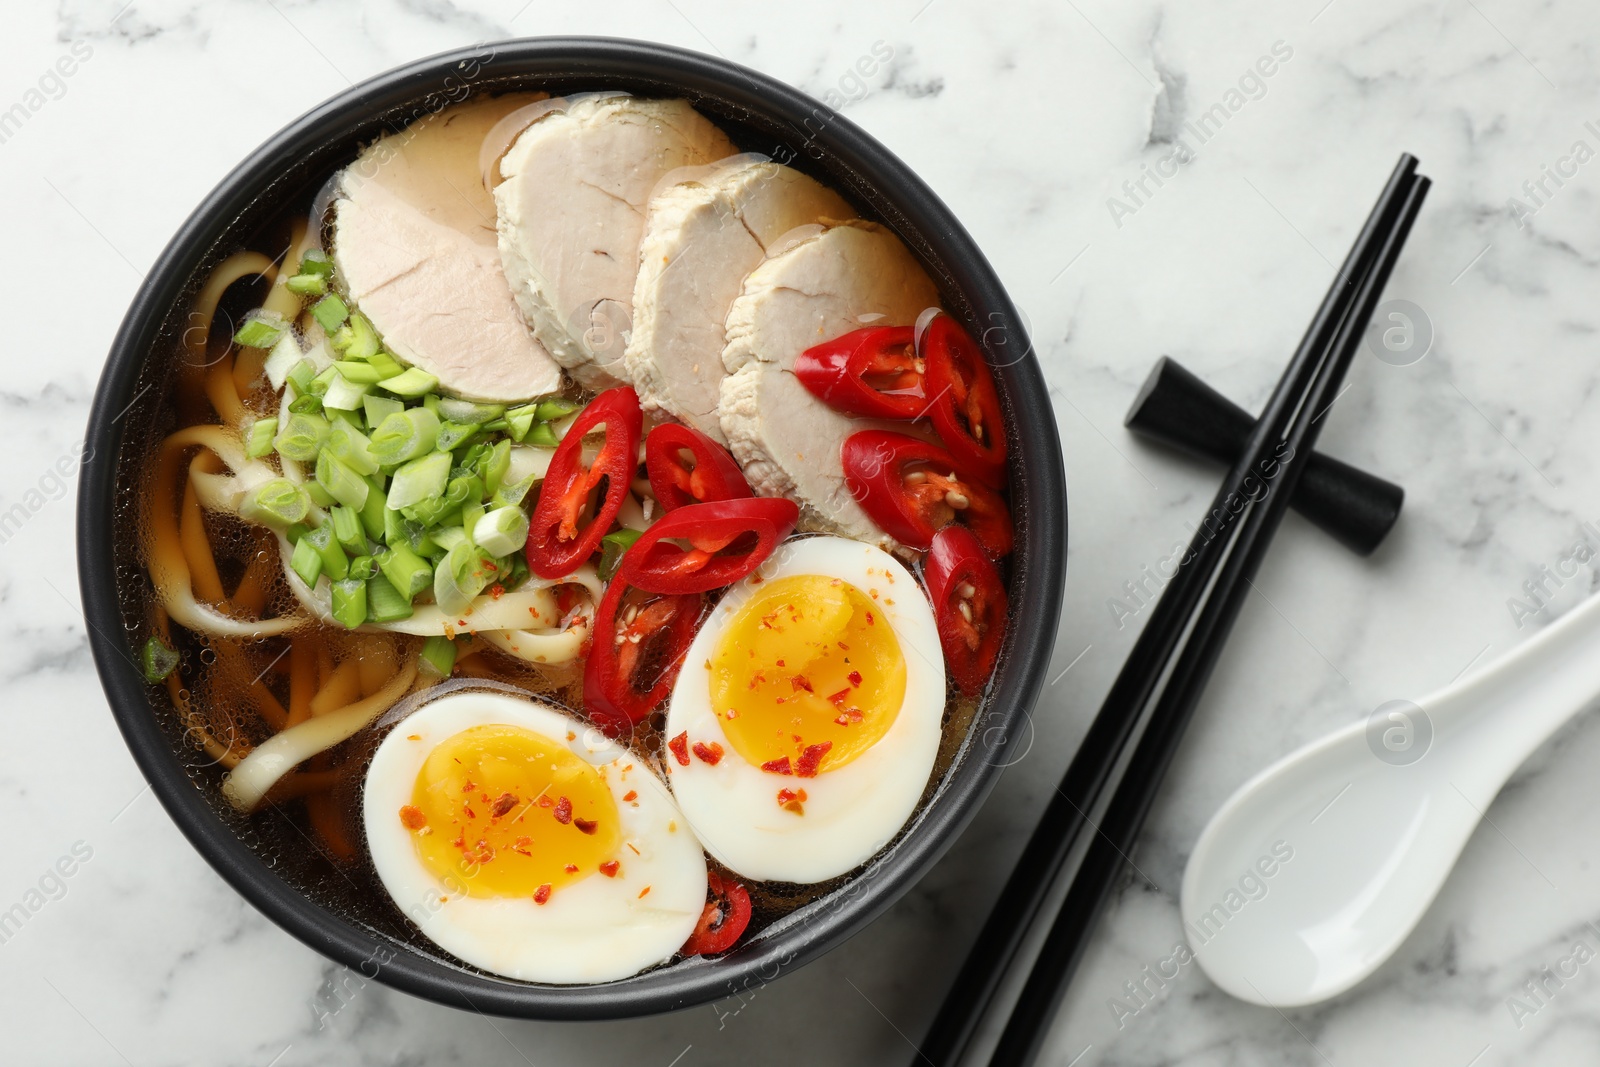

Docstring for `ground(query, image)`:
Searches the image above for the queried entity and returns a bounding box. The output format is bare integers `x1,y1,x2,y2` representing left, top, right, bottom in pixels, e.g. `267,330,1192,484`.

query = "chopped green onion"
502,552,530,592
331,578,368,629
459,502,485,543
535,397,582,421
315,451,370,511
386,451,451,511
333,361,384,385
419,635,457,678
598,528,642,581
287,392,324,415
233,310,288,349
480,439,511,496
321,369,373,412
435,420,478,452
311,363,341,394
474,505,530,558
370,408,440,468
246,417,279,459
290,534,323,588
403,472,481,527
383,504,406,547
368,350,406,380
382,454,451,511
140,636,179,683
304,480,335,508
378,543,433,598
285,273,327,297
297,249,335,278
505,403,538,442
264,334,304,390
489,473,536,511
525,420,561,448
326,423,379,477
434,541,497,617
363,394,404,429
439,398,506,425
379,367,439,397
348,554,378,581
304,523,349,582
330,505,366,556
334,312,379,361
239,479,311,531
284,358,317,396
358,475,388,542
430,525,468,553
312,294,349,334
401,518,439,557
366,573,413,622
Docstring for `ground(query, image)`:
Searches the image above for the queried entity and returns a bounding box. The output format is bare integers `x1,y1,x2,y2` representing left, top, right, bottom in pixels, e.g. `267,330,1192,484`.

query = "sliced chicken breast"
721,220,941,546
495,95,736,391
331,93,564,403
625,158,855,445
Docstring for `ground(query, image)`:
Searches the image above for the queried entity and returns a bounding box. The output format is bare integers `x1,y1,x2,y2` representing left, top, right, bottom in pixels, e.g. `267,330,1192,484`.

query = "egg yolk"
710,574,906,774
405,724,620,900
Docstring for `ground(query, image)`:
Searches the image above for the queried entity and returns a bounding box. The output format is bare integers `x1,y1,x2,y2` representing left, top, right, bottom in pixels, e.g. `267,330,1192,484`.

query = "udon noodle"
140,231,599,839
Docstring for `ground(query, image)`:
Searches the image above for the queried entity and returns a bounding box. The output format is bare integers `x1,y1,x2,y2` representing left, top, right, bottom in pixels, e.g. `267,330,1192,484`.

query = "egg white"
363,690,706,983
665,536,946,884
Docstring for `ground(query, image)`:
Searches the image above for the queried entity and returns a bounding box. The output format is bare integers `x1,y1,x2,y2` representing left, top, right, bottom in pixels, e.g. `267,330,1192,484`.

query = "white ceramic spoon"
1180,589,1600,1007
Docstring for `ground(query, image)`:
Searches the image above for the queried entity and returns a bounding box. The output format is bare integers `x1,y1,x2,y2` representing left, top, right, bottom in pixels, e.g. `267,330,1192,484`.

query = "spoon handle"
1433,585,1600,785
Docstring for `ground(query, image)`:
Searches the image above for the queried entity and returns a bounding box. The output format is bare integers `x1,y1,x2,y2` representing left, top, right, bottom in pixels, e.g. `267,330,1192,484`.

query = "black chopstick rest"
1125,356,1403,556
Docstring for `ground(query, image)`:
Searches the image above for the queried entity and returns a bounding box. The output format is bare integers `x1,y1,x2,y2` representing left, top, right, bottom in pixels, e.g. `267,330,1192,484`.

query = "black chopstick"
990,170,1431,1066
914,153,1422,1067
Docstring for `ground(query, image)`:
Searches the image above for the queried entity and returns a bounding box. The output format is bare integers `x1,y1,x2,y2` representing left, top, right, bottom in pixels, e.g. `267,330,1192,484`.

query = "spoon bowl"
1182,589,1600,1006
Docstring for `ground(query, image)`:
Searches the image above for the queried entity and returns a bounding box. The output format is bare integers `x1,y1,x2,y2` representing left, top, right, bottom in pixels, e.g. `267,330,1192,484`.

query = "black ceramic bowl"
77,37,1067,1019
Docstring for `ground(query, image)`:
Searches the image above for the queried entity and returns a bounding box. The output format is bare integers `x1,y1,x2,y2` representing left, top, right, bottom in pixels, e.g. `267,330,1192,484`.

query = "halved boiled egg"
363,689,706,983
665,536,945,883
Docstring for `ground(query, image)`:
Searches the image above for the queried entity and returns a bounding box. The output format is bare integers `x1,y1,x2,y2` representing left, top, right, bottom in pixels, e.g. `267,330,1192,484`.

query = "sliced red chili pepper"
526,387,643,579
841,430,1013,558
925,525,1009,696
794,325,928,420
680,872,753,956
584,578,701,737
619,497,800,595
645,422,752,511
922,313,1007,484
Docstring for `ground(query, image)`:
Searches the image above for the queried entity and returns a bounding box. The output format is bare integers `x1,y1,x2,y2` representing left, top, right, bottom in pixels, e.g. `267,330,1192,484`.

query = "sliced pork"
625,158,854,445
720,220,940,546
331,93,563,403
495,95,735,391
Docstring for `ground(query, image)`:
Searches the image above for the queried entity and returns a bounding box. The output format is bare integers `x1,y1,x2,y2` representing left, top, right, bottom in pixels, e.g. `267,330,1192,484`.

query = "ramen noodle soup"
121,91,1015,982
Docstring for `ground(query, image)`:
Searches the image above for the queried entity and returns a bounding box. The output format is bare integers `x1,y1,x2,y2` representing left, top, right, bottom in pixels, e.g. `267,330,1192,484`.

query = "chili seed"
958,600,974,623
958,582,977,599
904,471,927,485
946,490,970,510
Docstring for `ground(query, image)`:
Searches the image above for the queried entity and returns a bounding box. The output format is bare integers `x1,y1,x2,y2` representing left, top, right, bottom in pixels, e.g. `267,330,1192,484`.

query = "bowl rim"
76,35,1067,1019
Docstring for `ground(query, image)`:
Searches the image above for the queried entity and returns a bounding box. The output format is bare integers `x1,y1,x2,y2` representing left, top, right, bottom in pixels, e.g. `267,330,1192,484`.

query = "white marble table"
5,0,1600,1063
